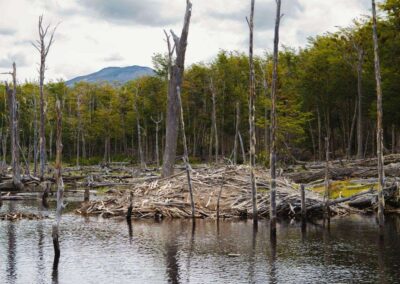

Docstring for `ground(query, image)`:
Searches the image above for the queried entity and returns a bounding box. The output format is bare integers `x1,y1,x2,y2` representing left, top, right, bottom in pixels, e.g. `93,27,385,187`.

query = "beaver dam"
75,156,400,220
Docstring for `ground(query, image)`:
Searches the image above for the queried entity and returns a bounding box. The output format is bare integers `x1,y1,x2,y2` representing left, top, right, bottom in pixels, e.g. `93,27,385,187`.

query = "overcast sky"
0,0,373,82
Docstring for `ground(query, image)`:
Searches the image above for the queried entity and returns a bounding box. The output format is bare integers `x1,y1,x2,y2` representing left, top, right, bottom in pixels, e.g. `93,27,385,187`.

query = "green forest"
0,1,398,169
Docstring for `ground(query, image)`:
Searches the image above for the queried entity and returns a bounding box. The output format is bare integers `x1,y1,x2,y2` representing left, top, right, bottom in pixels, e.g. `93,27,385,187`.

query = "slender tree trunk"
210,78,218,164
151,115,163,168
233,102,240,164
372,0,385,230
52,99,64,269
134,89,146,169
356,49,365,159
248,0,258,223
391,124,395,154
162,0,192,177
324,137,330,219
347,99,358,159
6,63,23,190
270,0,282,235
49,127,53,162
177,86,195,219
239,131,246,164
317,107,322,161
33,95,38,176
308,121,316,161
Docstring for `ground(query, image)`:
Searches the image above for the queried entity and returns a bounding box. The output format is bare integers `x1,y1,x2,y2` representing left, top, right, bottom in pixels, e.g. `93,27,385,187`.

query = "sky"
0,0,374,82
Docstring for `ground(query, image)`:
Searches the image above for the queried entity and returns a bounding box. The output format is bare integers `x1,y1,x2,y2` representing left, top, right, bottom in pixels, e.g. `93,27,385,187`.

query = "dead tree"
52,99,65,269
162,0,192,177
133,87,146,169
324,137,330,219
3,63,23,190
209,78,218,164
33,95,38,176
32,15,57,180
270,0,282,235
356,47,365,159
151,114,163,168
177,86,195,219
247,0,258,223
372,0,385,229
233,102,240,164
76,92,82,167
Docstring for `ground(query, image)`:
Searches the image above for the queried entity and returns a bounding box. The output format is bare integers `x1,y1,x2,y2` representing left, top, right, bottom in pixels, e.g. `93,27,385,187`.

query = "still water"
0,198,400,284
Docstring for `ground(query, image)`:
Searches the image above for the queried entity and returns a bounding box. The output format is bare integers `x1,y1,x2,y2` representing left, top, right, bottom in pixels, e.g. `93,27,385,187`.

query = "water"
1,198,400,284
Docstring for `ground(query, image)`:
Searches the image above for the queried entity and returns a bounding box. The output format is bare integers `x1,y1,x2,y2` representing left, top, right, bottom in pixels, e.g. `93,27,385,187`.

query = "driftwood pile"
0,212,46,221
287,154,400,183
77,165,397,220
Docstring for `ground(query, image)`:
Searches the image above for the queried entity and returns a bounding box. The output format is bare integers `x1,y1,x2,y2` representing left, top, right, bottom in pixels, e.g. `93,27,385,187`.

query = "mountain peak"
66,65,155,86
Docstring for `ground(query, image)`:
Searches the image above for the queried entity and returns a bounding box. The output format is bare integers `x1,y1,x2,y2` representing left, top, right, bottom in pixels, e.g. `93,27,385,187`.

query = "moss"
311,179,377,199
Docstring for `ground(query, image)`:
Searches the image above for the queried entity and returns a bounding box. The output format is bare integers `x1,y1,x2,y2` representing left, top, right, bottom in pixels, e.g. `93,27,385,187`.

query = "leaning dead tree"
371,0,385,229
177,86,195,218
162,0,192,177
32,15,57,180
3,63,23,190
52,99,65,269
270,0,282,235
247,0,258,223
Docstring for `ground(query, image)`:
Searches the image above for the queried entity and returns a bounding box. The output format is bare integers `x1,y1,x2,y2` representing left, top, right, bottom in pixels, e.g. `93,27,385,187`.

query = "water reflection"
1,200,400,283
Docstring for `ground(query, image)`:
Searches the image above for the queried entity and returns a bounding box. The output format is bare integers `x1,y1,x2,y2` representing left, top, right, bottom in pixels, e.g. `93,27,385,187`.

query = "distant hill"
66,65,155,86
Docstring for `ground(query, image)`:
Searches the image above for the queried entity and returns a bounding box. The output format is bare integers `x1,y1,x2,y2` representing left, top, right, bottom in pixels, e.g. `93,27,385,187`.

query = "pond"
0,197,400,284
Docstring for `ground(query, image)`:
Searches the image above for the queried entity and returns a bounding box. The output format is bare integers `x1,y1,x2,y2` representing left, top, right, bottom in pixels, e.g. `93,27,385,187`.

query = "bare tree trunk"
151,115,163,168
248,0,258,223
134,88,146,169
76,93,82,167
33,16,57,180
52,99,64,270
233,102,240,164
372,0,385,230
324,137,330,219
6,63,23,190
347,99,358,159
308,121,316,161
239,131,246,164
177,86,195,219
33,95,38,176
49,126,53,162
162,0,192,177
317,107,322,161
270,0,282,235
391,124,395,154
356,49,365,159
210,78,218,164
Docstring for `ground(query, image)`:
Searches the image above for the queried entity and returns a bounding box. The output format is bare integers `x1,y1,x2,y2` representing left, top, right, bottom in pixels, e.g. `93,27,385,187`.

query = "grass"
311,179,377,199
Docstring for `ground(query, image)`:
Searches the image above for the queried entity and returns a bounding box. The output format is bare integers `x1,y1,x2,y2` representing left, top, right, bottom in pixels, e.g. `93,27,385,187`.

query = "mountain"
66,65,155,86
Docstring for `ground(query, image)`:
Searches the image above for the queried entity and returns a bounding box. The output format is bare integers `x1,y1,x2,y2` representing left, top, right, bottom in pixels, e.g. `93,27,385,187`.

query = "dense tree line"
0,0,398,168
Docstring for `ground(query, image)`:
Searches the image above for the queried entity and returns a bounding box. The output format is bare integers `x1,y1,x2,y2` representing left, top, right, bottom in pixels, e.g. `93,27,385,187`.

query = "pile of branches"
77,166,362,220
0,212,47,221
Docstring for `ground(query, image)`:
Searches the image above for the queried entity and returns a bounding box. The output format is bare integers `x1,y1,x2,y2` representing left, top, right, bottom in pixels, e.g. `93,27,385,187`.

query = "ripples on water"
0,198,400,284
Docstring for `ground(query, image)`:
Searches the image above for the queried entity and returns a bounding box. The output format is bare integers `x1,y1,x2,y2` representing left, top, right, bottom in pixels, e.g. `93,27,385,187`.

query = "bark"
372,0,385,229
317,107,322,161
239,131,246,164
76,92,82,167
177,86,195,219
248,0,258,223
270,0,282,234
162,0,192,177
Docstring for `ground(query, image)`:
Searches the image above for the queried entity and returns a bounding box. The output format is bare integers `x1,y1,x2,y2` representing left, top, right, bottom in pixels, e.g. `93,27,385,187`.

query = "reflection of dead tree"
32,15,57,180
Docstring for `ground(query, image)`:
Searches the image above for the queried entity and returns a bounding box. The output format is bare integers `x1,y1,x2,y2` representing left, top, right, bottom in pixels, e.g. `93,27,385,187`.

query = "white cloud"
0,0,372,82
